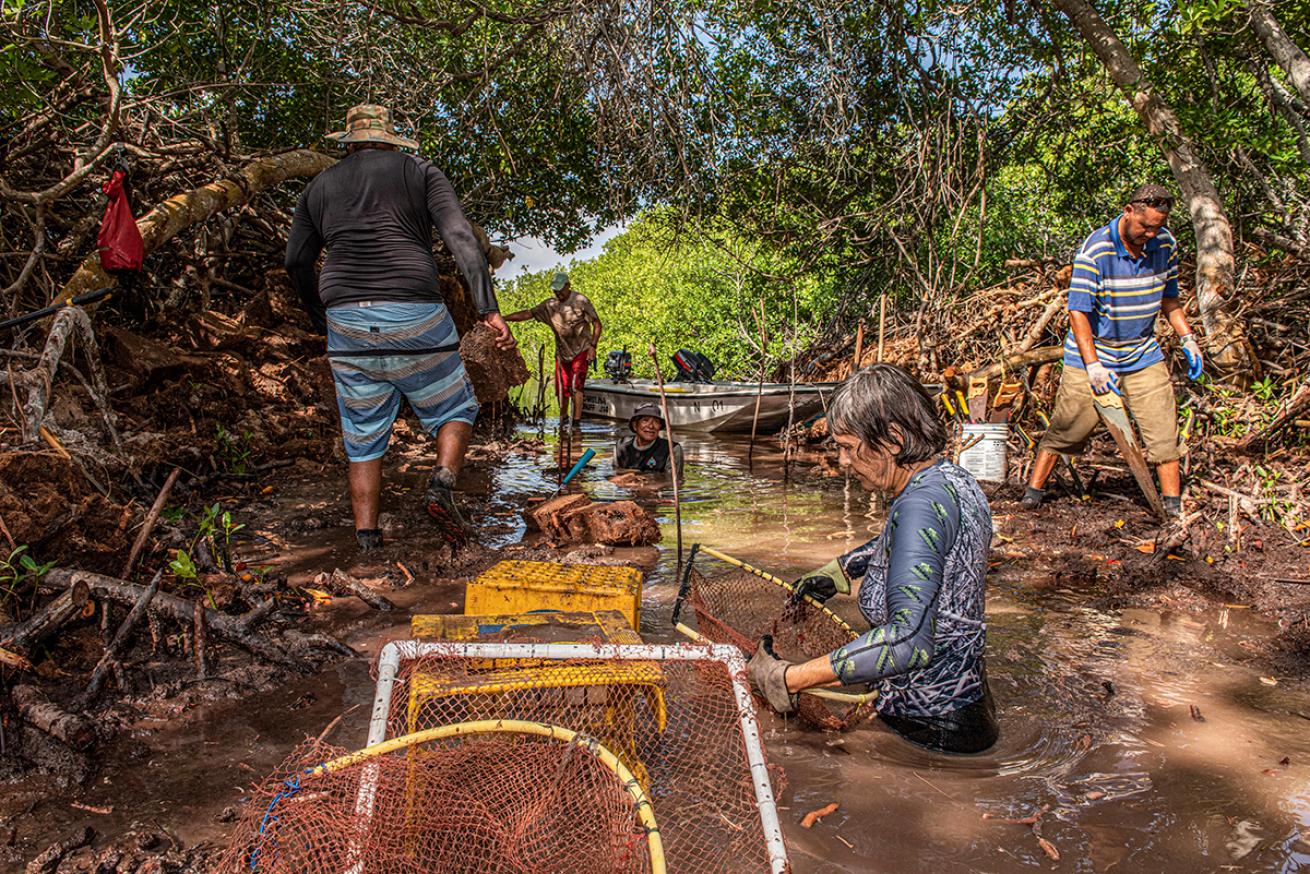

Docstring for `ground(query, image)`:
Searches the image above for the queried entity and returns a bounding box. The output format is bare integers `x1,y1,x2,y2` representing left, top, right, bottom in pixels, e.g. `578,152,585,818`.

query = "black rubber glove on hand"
790,558,850,606
747,635,798,715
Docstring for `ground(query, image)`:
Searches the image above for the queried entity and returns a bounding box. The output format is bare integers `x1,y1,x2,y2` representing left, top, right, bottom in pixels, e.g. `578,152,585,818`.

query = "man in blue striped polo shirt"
1021,184,1204,517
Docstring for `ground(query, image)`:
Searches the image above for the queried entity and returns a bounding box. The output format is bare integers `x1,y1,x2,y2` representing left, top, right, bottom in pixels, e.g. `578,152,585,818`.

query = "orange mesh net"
676,551,876,731
217,733,652,874
216,649,786,873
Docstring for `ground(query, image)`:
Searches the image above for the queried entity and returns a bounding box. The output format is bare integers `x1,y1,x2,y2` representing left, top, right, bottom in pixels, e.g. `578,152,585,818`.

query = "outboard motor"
604,349,633,382
671,349,716,383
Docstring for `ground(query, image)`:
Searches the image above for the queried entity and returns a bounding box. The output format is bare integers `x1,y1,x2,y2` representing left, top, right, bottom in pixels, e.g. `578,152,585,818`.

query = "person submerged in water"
613,403,684,477
747,364,999,754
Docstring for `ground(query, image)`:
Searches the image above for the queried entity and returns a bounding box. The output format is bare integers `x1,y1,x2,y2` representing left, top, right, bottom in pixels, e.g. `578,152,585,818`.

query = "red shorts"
555,350,589,399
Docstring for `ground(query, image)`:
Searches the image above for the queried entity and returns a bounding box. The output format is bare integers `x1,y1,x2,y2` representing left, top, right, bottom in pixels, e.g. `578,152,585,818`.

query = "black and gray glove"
790,558,850,605
747,635,798,714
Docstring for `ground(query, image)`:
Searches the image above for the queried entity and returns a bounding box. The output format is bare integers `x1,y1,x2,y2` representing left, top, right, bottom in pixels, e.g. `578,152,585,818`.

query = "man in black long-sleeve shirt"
285,104,515,550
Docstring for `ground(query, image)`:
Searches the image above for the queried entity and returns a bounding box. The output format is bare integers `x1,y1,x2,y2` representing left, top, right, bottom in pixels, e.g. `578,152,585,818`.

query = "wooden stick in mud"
80,570,161,703
318,568,396,611
877,292,887,363
748,299,767,461
121,467,181,579
852,319,865,374
648,344,683,575
194,599,209,679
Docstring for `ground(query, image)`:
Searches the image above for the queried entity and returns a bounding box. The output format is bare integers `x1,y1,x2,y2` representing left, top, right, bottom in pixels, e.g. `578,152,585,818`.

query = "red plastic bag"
97,170,144,271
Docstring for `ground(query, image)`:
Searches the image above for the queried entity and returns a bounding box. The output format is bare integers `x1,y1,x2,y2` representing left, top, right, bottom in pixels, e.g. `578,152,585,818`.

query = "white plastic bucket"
958,423,1009,483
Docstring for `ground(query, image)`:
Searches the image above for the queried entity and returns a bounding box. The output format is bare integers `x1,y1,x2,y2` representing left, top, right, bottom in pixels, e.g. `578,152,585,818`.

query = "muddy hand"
481,312,517,350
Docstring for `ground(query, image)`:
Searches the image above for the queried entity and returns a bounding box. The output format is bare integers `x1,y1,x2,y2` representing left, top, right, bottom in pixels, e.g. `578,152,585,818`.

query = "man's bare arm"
1069,310,1099,364
1160,298,1193,338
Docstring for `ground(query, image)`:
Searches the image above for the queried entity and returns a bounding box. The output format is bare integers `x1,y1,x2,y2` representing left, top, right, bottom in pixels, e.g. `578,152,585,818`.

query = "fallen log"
41,568,300,668
281,629,357,659
967,345,1063,381
0,578,90,655
315,569,396,612
11,685,96,751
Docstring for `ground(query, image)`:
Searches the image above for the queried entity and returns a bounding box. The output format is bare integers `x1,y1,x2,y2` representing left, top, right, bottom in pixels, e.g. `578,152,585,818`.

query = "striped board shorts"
326,301,478,462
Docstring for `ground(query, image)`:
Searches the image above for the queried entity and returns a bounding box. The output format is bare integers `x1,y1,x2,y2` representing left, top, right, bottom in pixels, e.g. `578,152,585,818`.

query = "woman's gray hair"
827,364,945,464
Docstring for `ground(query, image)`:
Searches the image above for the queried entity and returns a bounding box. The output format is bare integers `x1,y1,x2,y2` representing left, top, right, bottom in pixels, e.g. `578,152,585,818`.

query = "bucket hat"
628,403,665,432
327,104,420,149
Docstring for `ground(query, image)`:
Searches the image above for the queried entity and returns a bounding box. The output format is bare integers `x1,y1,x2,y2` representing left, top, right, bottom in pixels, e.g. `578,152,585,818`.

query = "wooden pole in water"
783,288,798,480
748,299,767,462
876,292,887,363
648,344,683,576
535,343,546,420
554,353,568,488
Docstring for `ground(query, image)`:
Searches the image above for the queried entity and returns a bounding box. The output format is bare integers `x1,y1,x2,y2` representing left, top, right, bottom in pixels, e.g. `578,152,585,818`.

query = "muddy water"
18,420,1310,872
497,423,1310,872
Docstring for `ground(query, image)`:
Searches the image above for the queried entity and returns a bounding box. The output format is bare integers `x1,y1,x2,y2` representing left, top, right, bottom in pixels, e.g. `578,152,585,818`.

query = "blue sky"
501,223,625,279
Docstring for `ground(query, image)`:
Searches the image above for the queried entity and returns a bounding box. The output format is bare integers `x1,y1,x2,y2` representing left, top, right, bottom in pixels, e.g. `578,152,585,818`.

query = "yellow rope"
311,720,666,874
699,545,858,635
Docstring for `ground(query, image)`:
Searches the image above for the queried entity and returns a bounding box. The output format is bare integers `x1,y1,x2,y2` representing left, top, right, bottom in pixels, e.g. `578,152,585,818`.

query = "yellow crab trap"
463,560,643,631
216,641,789,874
672,544,877,732
410,609,641,670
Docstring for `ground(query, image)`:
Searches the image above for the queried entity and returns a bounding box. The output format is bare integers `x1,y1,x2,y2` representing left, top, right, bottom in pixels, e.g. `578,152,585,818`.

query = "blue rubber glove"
1180,334,1203,381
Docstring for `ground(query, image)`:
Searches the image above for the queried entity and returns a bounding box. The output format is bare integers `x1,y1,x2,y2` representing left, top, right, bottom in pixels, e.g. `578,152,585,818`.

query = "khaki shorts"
1037,361,1183,463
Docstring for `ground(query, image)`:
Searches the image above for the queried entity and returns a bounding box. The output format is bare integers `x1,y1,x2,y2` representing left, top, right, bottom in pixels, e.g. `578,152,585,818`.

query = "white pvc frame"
368,639,790,874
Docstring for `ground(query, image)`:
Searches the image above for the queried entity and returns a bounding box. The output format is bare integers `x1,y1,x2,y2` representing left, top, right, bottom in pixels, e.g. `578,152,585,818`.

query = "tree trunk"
1050,0,1257,384
57,149,337,301
1249,2,1310,106
18,304,101,442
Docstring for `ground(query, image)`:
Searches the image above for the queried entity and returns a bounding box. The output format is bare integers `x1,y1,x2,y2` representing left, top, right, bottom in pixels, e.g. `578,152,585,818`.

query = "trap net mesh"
677,549,876,731
216,642,787,874
216,727,654,874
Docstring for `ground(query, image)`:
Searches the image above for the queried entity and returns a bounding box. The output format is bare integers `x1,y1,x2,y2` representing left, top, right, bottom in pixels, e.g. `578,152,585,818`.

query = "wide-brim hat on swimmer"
326,104,420,149
628,403,665,431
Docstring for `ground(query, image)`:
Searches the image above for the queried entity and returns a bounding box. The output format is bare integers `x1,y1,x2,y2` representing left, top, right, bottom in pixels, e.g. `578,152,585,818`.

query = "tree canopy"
1,0,1307,369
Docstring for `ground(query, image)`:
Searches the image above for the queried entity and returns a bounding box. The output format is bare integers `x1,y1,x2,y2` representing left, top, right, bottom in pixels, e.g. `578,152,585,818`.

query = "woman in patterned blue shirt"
748,364,999,753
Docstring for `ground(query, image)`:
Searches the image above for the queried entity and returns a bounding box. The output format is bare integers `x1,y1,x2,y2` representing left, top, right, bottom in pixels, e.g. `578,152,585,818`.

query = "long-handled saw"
1093,390,1166,519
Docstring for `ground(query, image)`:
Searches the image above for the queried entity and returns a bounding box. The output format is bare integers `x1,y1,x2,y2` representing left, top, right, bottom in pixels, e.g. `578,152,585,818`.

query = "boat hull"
581,379,837,432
